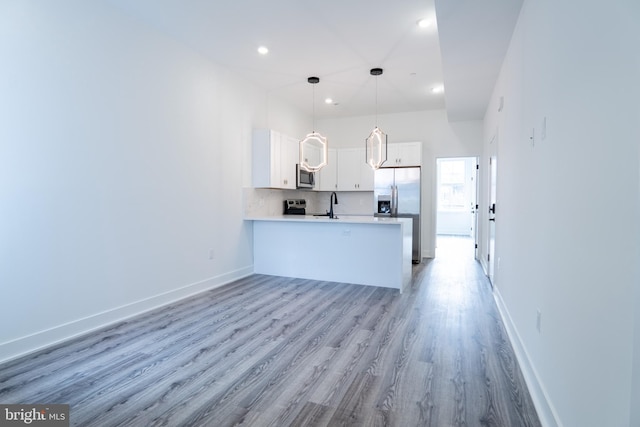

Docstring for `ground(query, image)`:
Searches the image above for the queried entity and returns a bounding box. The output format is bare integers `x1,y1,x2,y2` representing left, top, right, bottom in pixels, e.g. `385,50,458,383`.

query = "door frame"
488,155,497,286
473,158,480,260
434,156,479,255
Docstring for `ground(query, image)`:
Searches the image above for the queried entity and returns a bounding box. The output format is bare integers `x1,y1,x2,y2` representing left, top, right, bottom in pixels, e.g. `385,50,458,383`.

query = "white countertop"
245,215,411,225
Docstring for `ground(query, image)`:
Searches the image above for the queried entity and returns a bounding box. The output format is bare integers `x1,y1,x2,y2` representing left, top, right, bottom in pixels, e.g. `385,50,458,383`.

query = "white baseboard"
479,257,489,277
493,288,562,427
0,266,253,364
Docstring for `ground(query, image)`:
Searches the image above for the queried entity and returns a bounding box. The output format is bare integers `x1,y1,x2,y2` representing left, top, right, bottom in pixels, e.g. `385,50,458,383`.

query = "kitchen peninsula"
246,215,412,292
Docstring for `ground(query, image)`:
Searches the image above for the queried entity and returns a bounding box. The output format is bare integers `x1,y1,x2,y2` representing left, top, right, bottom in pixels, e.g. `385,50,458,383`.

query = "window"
438,159,466,211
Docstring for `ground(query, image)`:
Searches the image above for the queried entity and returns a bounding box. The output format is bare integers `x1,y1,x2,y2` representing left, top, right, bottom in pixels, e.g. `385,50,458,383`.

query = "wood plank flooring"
0,236,541,426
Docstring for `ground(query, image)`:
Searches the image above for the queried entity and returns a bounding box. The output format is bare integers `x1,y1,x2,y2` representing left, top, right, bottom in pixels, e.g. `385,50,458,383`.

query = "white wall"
483,0,640,426
317,110,483,257
0,1,307,362
634,138,640,427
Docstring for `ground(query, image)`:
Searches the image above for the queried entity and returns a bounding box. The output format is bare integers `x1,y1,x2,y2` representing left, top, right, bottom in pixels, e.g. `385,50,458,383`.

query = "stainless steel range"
284,199,306,215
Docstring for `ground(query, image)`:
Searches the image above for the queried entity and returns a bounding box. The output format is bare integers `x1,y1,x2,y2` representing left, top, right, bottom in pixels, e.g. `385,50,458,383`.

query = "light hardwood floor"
0,236,540,426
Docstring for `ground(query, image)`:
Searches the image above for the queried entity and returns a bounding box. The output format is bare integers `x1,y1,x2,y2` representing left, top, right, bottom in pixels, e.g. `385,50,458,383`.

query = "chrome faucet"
329,192,339,219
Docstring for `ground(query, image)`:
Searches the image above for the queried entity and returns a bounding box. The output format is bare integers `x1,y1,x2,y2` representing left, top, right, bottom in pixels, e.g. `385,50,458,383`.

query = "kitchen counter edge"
244,215,410,225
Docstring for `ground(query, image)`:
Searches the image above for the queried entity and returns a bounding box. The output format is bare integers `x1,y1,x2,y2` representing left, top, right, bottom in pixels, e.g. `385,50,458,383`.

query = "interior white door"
488,156,497,285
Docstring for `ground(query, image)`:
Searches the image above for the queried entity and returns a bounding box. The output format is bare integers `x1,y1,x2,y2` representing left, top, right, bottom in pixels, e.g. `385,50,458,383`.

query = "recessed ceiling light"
324,98,333,104
431,84,444,94
257,46,269,55
417,18,431,29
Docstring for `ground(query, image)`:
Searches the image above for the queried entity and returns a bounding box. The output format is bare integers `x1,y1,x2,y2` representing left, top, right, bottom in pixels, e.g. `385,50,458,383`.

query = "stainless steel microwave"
296,164,315,189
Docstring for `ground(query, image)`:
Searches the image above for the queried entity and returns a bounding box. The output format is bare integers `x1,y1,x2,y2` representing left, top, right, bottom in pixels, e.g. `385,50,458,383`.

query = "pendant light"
365,67,388,169
299,76,328,172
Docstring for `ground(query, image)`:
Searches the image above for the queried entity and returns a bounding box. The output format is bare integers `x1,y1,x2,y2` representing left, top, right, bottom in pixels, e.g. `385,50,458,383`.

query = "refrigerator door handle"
391,185,398,215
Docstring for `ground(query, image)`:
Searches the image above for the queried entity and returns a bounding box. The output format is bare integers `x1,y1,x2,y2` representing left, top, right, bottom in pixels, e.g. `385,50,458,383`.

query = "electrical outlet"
342,229,351,237
530,128,535,147
536,309,542,333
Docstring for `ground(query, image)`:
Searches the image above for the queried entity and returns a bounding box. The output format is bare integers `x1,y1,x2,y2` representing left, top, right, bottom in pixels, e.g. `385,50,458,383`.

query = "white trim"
422,249,435,259
493,287,562,427
480,257,489,277
0,266,253,364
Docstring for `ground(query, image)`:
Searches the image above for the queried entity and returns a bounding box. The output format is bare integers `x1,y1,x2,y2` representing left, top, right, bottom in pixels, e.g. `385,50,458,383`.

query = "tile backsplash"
244,188,373,217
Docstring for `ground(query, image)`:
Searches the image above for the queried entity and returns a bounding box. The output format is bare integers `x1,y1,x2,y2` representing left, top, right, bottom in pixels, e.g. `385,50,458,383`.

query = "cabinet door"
318,148,338,191
336,148,359,190
280,135,298,189
252,129,298,189
397,142,422,166
383,142,422,167
252,129,277,188
337,148,371,191
384,144,400,167
359,156,374,191
301,144,321,168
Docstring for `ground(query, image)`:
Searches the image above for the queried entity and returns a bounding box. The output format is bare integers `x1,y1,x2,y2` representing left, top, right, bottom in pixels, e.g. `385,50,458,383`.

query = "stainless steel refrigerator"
374,167,421,263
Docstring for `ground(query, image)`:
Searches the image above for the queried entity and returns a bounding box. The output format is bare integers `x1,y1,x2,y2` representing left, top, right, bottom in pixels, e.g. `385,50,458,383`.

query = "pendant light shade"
365,68,388,169
300,77,328,172
366,126,388,169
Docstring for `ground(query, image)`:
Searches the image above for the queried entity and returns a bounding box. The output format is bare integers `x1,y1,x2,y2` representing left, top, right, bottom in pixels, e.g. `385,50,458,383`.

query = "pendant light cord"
375,75,378,128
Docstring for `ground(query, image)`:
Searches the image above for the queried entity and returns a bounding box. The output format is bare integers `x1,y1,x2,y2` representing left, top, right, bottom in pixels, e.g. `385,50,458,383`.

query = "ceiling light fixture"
431,84,445,94
257,46,269,55
324,98,333,104
365,68,388,170
417,18,431,28
299,77,328,172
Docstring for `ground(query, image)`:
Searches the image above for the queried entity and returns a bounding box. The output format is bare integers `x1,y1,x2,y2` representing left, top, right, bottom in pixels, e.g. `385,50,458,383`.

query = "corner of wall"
0,267,252,365
493,288,561,427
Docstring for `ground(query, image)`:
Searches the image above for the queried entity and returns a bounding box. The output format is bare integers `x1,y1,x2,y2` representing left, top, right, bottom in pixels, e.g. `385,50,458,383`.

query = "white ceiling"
106,0,522,121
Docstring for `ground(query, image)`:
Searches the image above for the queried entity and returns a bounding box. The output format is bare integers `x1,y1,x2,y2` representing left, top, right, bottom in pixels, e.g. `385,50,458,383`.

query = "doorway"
436,157,479,260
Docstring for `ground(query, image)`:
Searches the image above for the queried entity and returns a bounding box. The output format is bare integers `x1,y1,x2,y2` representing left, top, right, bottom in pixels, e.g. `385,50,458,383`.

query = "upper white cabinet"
300,143,321,170
318,148,338,191
337,148,374,191
252,129,298,189
383,142,422,167
253,133,412,192
299,133,328,172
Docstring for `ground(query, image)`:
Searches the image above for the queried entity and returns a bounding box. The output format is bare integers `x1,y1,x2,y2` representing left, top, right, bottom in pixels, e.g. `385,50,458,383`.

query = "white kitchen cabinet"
337,148,373,191
383,142,422,167
318,148,338,191
280,134,298,189
301,143,321,168
252,129,298,189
